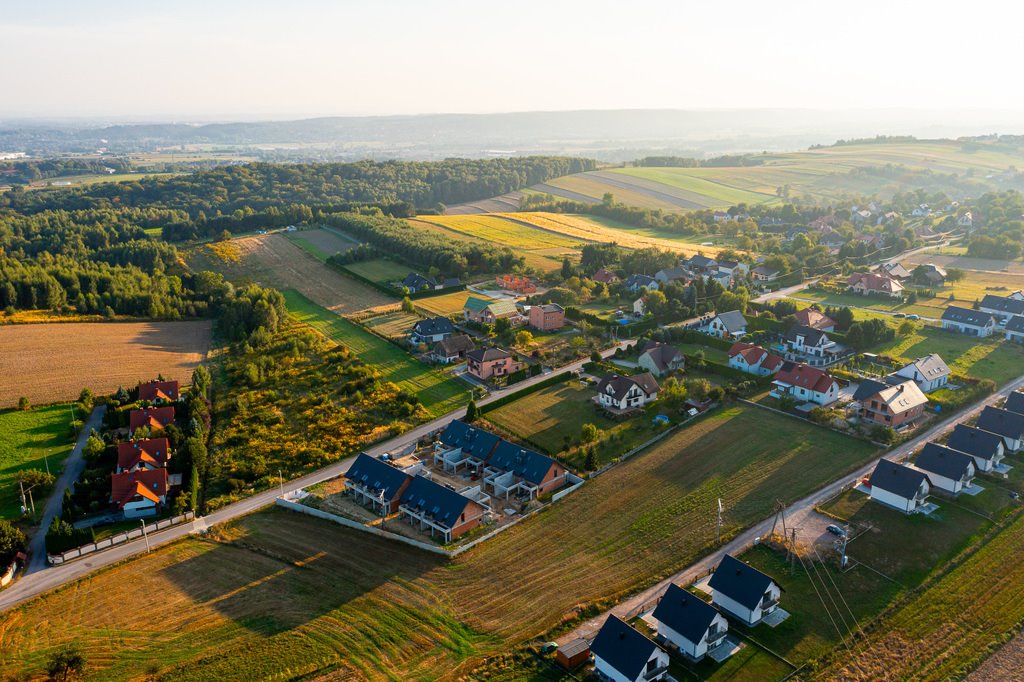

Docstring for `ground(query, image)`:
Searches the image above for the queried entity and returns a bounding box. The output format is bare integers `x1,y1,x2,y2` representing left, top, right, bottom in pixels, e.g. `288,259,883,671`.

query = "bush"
871,424,897,444
17,396,30,411
0,519,27,565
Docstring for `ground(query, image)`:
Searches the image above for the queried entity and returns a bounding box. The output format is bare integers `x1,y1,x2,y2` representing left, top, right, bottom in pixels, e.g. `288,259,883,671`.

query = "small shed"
555,638,591,670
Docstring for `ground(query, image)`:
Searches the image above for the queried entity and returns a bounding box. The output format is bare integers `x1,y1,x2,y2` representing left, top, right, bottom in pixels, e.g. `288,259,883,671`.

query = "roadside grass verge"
0,404,77,521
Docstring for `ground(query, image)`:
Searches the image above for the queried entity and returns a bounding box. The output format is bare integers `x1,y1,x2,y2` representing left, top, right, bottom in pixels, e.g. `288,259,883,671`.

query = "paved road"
559,372,1024,645
786,296,941,323
0,343,628,613
26,406,107,574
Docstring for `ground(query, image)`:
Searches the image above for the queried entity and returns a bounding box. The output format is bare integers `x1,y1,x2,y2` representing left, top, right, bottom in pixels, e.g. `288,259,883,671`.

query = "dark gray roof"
402,272,436,289
715,310,748,333
596,372,661,402
1007,315,1024,334
438,420,501,460
442,277,461,288
687,255,718,269
980,294,1024,316
434,334,475,356
947,424,1004,461
398,475,478,530
412,317,455,337
640,342,684,372
708,554,777,610
914,443,974,480
466,347,512,363
346,453,411,501
942,306,995,327
1006,391,1024,416
785,324,829,347
625,274,657,289
590,615,661,680
652,583,721,644
488,441,558,485
854,379,891,402
868,459,929,499
978,406,1024,440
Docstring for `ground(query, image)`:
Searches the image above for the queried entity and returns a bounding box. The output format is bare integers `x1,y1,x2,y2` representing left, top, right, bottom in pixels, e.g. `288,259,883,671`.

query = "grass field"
341,258,411,286
285,227,358,263
0,404,880,680
0,405,77,521
360,310,422,340
415,290,497,317
284,290,467,418
870,326,1024,385
0,321,212,409
408,217,571,272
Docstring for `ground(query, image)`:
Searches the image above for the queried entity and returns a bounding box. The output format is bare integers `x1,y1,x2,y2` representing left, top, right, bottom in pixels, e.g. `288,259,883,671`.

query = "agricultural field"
0,404,880,680
358,309,422,341
414,214,584,250
285,227,358,262
0,404,78,521
870,326,1024,386
188,233,394,314
415,289,498,317
407,217,570,272
341,258,412,286
284,290,467,418
0,321,212,408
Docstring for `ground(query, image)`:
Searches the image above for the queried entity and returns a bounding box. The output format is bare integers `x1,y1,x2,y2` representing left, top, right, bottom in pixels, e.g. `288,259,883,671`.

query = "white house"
727,342,784,376
946,424,1006,473
632,297,647,319
409,317,456,345
590,615,670,682
941,307,996,337
652,583,730,661
751,266,781,282
637,342,685,377
868,459,931,514
913,443,975,495
595,373,660,412
110,468,169,519
783,324,836,360
716,260,749,277
979,294,1024,322
1006,315,1024,343
892,353,950,393
624,274,659,293
705,310,748,339
770,362,839,406
708,554,782,626
977,406,1024,453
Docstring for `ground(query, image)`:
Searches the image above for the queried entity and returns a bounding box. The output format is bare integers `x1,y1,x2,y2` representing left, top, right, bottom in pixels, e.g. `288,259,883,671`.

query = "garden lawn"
415,290,496,317
341,258,411,286
0,405,77,520
871,327,1024,386
284,290,468,418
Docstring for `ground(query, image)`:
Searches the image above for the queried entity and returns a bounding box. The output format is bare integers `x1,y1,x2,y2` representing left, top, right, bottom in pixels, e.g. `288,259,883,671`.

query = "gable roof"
752,265,781,277
872,381,929,413
652,583,722,644
656,266,689,282
900,353,950,381
593,267,619,283
484,300,519,317
345,453,411,501
466,347,512,363
915,443,974,481
128,407,175,433
116,438,171,470
947,424,1004,461
625,274,657,289
1007,315,1024,334
1005,391,1024,416
847,271,904,294
708,554,777,610
785,324,829,347
978,406,1024,439
412,317,455,337
869,458,929,499
942,306,995,328
596,372,660,402
687,255,718,269
880,262,912,279
110,468,168,508
463,296,492,312
590,615,661,680
795,308,836,330
438,419,502,460
138,380,179,402
980,294,1024,316
434,334,475,356
487,440,558,485
402,272,437,289
727,342,783,371
398,475,480,530
853,378,892,402
639,342,684,372
714,310,748,333
774,362,836,395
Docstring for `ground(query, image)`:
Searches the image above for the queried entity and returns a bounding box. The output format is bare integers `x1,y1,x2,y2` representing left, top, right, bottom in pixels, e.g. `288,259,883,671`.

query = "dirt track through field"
0,321,212,407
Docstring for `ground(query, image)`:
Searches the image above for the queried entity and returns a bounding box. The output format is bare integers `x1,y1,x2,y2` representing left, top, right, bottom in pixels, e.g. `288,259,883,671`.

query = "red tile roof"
774,363,836,394
128,407,176,434
138,380,180,402
728,342,784,371
846,272,903,294
795,308,836,330
116,438,171,471
110,468,168,508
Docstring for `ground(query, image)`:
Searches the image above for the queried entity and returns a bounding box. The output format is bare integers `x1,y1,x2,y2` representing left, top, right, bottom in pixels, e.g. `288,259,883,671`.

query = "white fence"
48,511,195,565
0,561,17,588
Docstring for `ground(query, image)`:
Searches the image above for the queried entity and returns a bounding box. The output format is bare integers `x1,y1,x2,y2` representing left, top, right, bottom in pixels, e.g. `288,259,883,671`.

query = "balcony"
760,597,779,611
706,629,728,646
642,664,669,681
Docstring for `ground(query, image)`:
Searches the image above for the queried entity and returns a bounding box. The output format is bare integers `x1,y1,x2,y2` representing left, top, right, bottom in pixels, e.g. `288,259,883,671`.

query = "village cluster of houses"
941,291,1024,341
867,390,1024,514
112,380,182,519
577,553,783,678
342,419,571,543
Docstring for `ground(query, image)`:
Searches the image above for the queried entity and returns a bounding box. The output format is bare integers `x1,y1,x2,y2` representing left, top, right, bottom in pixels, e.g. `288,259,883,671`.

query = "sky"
2,0,1023,120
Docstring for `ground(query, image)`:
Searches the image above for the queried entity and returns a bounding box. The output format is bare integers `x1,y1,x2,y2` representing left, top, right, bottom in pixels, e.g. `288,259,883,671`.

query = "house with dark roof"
946,424,1006,473
716,260,749,278
770,362,839,406
913,443,976,495
878,262,912,280
652,583,730,661
595,373,660,413
794,308,836,332
857,380,928,429
783,324,837,362
431,334,475,364
435,419,502,469
1006,391,1024,416
727,342,784,376
401,272,438,293
751,265,782,282
708,554,782,626
484,440,566,498
409,317,456,345
913,263,947,287
343,453,414,514
590,615,670,682
128,406,176,437
654,266,689,285
116,438,171,473
638,341,685,377
891,353,951,393
979,294,1024,322
705,310,748,339
685,255,719,273
868,459,931,513
1006,315,1024,343
138,380,180,403
624,274,659,293
466,347,521,381
977,406,1024,452
528,303,565,331
397,475,487,543
941,306,996,337
110,468,169,518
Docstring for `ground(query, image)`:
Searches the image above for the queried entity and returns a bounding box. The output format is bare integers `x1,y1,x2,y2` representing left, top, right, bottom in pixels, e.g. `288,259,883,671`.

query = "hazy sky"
3,0,1023,120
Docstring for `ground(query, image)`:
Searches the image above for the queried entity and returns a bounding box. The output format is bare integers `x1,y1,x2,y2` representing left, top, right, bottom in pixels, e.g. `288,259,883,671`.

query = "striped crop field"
413,214,584,250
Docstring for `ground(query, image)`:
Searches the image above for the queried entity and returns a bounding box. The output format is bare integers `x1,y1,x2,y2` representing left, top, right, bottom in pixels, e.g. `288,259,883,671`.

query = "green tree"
581,423,600,444
401,296,415,313
82,434,105,462
514,330,534,348
684,378,712,402
189,464,200,511
584,447,598,472
494,317,511,335
17,396,30,411
46,644,86,682
464,399,478,423
946,268,965,282
561,257,573,279
590,350,602,363
0,519,27,564
77,388,93,411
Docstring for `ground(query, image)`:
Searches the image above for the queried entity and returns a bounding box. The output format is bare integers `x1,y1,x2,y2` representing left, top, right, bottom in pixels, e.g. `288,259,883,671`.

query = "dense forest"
0,158,134,185
967,190,1024,259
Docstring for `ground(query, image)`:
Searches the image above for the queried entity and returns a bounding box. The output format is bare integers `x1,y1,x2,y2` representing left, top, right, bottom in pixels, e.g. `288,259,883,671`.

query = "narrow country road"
26,405,106,574
558,372,1024,645
0,343,628,613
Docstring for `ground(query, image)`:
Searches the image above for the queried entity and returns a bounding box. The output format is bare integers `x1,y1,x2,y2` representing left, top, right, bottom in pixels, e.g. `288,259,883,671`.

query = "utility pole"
379,489,387,530
19,478,26,517
790,527,798,573
141,519,151,552
43,449,50,477
278,469,284,498
716,498,723,545
28,489,36,524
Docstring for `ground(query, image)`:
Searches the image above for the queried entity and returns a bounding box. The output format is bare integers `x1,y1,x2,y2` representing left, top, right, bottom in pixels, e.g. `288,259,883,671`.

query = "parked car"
907,314,920,320
826,524,847,537
893,313,906,318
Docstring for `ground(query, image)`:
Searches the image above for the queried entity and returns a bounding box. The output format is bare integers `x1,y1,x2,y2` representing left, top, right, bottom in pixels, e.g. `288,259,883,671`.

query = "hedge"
479,372,572,414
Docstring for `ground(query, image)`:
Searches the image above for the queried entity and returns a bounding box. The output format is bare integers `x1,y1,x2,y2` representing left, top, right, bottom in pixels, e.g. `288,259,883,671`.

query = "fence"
48,511,195,565
0,561,17,588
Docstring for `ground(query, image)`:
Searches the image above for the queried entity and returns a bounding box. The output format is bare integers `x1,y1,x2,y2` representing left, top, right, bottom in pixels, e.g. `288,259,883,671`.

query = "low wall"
0,561,17,588
49,511,195,565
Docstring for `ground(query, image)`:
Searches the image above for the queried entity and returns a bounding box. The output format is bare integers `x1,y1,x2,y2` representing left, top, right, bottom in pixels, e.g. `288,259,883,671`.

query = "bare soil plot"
0,321,212,408
445,190,525,215
190,234,394,314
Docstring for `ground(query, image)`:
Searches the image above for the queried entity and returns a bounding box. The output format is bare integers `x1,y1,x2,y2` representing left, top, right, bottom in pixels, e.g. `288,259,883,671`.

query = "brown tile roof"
116,438,171,471
795,308,836,330
128,406,176,434
774,362,836,394
847,272,904,294
110,468,168,508
728,342,783,371
138,380,180,402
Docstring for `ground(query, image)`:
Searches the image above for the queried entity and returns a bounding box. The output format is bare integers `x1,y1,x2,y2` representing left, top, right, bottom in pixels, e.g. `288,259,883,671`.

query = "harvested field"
188,233,394,314
969,633,1024,681
414,215,583,250
285,227,358,262
341,258,410,286
359,310,422,341
415,290,498,317
445,190,525,215
0,321,212,408
0,405,879,680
